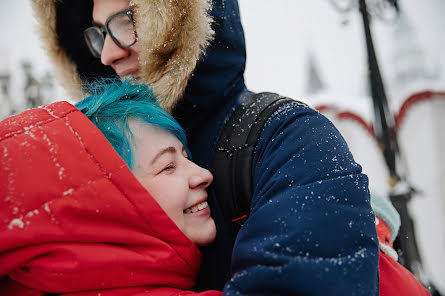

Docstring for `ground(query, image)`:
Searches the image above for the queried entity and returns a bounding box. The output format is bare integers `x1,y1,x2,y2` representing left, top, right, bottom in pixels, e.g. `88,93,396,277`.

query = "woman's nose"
190,164,213,189
101,35,128,66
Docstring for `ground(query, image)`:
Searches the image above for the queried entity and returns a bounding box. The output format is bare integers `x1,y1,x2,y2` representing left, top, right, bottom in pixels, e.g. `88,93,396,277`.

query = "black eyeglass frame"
84,9,137,58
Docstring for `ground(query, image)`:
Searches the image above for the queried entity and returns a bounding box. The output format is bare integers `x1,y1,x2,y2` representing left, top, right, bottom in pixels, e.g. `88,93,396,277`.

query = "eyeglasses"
84,10,137,58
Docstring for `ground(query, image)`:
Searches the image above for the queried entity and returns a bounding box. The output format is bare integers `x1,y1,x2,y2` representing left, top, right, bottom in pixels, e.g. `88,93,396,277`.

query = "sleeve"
223,102,379,295
44,287,223,296
0,277,223,296
134,288,222,296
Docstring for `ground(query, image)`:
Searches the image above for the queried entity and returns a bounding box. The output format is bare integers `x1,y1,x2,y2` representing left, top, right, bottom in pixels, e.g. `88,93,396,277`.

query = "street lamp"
328,1,441,294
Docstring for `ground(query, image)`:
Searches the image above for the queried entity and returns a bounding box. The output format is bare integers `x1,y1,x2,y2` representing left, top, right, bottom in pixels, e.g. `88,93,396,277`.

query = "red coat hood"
0,102,202,294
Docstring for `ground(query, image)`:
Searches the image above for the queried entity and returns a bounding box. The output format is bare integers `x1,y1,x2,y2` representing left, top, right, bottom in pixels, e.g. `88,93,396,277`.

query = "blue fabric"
173,0,379,295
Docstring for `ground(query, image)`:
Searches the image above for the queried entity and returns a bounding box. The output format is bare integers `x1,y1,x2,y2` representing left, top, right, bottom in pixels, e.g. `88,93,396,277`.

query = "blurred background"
0,0,443,292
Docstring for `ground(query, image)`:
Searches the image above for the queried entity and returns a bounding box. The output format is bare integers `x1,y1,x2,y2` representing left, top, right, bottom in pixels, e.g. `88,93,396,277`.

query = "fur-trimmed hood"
31,0,213,113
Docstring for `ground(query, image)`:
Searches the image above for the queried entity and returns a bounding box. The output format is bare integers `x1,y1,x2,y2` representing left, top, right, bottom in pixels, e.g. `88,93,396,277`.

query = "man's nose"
101,35,129,66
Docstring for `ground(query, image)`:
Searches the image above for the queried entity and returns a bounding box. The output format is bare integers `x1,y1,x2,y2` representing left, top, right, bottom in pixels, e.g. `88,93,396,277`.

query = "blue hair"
75,79,190,170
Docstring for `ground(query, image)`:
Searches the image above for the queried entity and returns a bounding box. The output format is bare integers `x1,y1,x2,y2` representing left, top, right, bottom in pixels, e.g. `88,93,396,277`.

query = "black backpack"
212,92,297,238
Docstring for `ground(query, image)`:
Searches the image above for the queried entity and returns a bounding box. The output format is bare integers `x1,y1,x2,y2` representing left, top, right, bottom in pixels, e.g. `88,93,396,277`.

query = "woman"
0,81,220,295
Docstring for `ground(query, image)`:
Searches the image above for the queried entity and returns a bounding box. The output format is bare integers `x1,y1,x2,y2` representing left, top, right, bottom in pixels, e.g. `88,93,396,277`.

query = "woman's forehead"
128,119,178,149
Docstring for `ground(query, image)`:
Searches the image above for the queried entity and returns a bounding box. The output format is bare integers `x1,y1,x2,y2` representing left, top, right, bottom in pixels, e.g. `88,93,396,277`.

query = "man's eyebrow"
150,146,176,165
92,9,131,26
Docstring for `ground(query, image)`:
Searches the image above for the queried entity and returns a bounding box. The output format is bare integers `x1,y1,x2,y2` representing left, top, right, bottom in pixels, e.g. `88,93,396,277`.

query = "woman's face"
129,119,216,246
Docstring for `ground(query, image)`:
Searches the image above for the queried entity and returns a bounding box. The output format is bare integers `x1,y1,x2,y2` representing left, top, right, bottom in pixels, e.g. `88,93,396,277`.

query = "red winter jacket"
0,102,221,296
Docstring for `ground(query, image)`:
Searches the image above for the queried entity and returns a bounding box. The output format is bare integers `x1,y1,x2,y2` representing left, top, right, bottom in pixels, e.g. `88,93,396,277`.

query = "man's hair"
75,79,190,170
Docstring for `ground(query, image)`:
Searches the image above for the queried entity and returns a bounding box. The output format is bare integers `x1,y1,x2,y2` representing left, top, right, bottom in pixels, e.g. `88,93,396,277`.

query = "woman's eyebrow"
150,146,176,165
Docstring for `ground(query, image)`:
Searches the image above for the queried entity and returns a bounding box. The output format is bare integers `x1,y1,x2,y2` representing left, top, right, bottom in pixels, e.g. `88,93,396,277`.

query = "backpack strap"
212,92,295,237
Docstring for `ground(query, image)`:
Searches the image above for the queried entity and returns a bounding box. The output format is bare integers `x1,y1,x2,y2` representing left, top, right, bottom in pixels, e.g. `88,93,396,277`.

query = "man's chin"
120,75,141,84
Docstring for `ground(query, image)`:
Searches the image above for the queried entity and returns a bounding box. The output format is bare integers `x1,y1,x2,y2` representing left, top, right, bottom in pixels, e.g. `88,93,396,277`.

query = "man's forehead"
92,0,131,24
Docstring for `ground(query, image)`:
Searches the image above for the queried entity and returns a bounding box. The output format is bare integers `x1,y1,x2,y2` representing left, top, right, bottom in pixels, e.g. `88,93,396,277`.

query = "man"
31,0,379,294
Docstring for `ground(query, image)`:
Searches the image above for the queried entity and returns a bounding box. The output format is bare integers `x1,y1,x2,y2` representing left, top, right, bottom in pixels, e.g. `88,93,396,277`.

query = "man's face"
93,0,141,79
129,119,217,246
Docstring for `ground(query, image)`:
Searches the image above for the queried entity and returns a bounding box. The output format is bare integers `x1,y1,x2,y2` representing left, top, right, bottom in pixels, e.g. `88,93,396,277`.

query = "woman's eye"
161,163,176,173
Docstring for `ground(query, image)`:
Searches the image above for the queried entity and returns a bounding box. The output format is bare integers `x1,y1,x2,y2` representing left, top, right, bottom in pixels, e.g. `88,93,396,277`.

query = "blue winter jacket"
174,0,380,295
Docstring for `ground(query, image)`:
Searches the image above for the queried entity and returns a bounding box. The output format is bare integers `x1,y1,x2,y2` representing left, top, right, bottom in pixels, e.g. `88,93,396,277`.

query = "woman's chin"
190,220,217,247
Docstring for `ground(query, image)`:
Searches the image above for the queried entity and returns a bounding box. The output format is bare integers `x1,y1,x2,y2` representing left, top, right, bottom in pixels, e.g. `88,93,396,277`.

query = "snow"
25,209,39,218
43,202,51,214
41,105,60,119
63,188,74,196
8,217,24,229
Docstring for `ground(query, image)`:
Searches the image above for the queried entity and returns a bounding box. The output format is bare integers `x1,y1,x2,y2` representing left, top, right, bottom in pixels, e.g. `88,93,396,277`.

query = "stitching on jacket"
36,125,65,180
64,117,110,177
0,108,78,142
41,104,62,119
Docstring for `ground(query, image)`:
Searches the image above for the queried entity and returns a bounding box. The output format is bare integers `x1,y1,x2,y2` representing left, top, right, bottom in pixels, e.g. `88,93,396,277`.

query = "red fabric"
375,217,430,295
375,217,393,248
0,102,221,296
379,250,430,295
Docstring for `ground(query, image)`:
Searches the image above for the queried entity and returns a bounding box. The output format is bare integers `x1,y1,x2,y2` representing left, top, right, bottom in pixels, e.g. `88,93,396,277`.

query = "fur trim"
30,0,86,101
31,0,213,113
379,242,399,261
134,0,213,112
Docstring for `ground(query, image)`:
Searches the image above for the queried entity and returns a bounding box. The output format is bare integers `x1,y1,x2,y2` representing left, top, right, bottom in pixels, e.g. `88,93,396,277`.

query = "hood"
31,0,214,113
0,102,201,294
174,0,247,135
31,0,246,118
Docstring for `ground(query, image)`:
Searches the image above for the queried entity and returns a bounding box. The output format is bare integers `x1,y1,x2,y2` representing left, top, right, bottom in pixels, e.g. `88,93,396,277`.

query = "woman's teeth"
184,201,208,214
